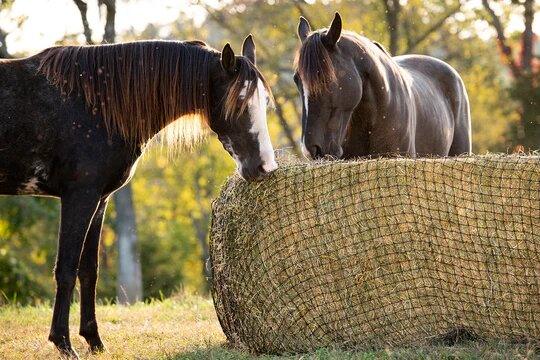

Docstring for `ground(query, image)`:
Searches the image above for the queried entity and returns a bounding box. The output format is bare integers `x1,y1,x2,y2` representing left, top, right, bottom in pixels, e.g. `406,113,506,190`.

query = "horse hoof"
80,332,106,353
58,346,80,359
89,340,106,354
49,334,79,359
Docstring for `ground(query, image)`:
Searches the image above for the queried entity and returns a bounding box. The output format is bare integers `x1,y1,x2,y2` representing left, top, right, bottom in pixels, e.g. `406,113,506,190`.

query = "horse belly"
0,120,48,195
0,63,60,196
0,155,52,196
0,111,53,196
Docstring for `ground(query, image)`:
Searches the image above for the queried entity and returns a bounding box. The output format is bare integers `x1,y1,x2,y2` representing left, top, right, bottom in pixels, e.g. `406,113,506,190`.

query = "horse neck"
136,59,219,150
357,48,413,116
348,48,416,156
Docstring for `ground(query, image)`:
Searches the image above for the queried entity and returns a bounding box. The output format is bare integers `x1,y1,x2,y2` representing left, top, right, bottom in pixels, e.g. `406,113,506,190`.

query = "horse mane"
295,30,387,95
37,40,271,149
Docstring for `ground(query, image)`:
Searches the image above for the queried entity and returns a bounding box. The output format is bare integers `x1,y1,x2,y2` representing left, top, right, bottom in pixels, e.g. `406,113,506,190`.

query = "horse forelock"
37,40,217,150
295,31,337,95
224,56,274,121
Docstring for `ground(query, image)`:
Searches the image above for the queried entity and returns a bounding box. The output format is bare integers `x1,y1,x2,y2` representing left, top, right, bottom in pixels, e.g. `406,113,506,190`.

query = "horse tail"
448,73,472,156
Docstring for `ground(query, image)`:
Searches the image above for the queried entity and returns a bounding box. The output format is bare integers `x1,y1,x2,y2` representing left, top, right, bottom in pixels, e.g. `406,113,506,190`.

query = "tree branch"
293,0,314,27
481,0,521,78
404,2,462,54
73,0,94,44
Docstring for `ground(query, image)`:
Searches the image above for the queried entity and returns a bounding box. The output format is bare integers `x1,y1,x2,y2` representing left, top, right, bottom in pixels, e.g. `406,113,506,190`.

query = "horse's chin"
324,146,344,160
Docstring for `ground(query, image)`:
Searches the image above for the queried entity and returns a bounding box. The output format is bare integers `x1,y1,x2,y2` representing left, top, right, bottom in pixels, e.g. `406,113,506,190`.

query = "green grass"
0,295,537,359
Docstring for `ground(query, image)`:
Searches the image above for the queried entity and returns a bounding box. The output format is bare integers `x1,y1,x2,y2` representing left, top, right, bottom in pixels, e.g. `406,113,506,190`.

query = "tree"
0,26,9,58
72,0,142,304
381,0,463,56
481,0,539,150
382,0,401,55
0,0,14,58
114,184,143,303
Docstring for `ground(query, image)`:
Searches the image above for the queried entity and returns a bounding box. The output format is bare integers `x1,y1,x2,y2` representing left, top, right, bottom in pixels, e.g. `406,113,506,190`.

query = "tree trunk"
481,0,538,150
0,26,11,58
521,0,534,72
481,0,521,78
114,184,143,304
88,0,142,303
383,0,401,55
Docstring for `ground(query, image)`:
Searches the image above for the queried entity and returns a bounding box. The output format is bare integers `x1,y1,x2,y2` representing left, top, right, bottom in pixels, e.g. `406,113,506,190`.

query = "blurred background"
0,0,538,305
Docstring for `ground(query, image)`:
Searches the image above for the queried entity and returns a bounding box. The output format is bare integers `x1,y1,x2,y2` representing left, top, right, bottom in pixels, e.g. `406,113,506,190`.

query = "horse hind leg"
78,197,109,353
48,187,101,358
448,124,471,156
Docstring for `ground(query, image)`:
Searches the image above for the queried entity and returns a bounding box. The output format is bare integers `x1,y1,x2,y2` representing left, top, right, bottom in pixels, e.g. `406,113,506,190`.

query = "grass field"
0,295,538,359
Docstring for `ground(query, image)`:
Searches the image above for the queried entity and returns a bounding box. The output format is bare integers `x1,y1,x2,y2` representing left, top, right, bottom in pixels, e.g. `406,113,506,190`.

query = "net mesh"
209,155,540,354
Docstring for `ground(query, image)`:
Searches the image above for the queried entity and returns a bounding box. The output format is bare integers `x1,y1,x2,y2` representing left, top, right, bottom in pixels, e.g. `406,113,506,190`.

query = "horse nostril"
309,145,323,159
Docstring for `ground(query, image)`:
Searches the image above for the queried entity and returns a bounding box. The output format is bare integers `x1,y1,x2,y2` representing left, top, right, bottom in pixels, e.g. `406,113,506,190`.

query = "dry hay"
209,155,540,354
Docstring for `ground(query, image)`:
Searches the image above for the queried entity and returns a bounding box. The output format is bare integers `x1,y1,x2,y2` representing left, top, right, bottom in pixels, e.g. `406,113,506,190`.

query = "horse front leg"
48,188,101,358
78,197,109,353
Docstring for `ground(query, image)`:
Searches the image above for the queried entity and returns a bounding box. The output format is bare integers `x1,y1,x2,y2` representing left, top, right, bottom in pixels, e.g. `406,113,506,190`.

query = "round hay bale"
210,155,540,354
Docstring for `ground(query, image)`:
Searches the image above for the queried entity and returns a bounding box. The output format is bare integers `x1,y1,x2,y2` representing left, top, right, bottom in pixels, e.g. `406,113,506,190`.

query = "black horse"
294,13,471,159
0,35,276,357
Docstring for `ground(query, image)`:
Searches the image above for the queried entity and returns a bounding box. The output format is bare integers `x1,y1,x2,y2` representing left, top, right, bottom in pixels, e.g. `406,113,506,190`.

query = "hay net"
209,155,540,354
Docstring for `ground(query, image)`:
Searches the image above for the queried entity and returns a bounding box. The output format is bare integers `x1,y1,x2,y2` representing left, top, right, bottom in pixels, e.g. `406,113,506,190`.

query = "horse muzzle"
303,141,344,160
239,158,278,181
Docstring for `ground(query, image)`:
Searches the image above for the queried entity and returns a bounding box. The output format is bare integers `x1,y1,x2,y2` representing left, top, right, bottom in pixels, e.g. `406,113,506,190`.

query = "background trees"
0,0,537,304
481,0,539,150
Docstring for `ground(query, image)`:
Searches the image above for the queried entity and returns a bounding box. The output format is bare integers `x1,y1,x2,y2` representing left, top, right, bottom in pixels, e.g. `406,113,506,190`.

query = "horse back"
395,55,471,156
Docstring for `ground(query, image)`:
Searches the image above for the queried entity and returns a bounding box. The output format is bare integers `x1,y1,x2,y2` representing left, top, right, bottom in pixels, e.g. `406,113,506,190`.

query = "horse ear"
221,43,236,73
242,34,256,65
323,12,342,48
297,16,311,43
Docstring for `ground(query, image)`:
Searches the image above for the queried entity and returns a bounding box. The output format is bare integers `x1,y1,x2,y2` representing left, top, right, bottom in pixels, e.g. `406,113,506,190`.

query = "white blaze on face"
301,85,310,158
303,87,309,117
245,79,278,173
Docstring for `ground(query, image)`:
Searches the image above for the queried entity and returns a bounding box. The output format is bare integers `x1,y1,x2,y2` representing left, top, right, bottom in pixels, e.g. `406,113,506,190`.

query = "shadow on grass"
169,344,384,360
169,340,539,360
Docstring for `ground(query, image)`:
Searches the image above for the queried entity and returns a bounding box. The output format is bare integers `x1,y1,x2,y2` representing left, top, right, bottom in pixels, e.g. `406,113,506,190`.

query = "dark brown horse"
294,13,471,159
0,35,276,357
